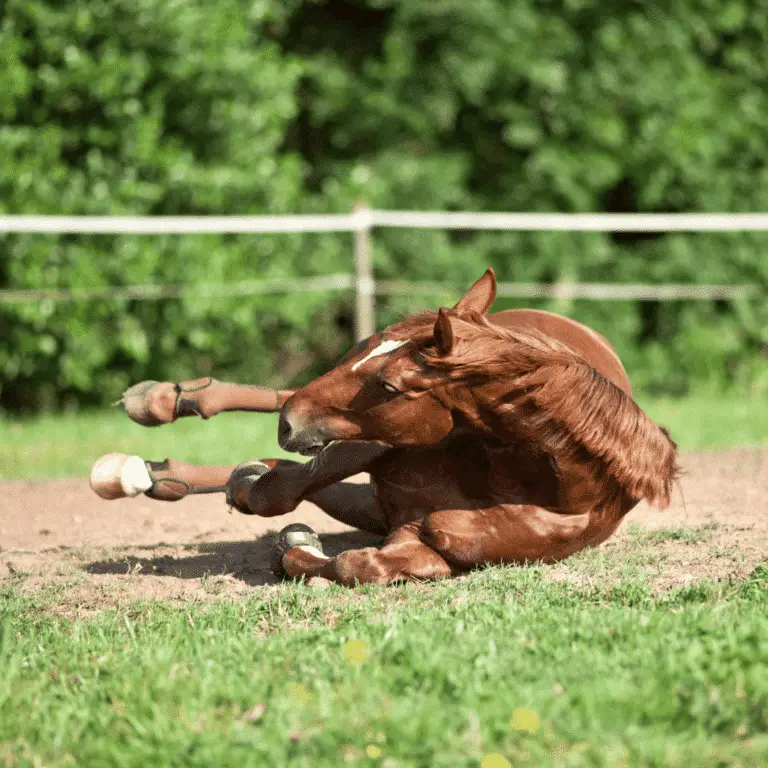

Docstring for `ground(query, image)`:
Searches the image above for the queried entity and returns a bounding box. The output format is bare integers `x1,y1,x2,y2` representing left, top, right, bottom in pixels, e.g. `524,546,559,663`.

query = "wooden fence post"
353,201,375,341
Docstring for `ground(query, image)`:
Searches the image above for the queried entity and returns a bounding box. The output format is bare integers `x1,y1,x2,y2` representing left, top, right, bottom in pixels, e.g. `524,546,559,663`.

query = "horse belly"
369,439,559,529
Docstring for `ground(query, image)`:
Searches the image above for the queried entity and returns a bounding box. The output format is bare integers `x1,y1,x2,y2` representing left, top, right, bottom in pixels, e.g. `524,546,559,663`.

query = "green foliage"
1,0,767,410
0,0,347,409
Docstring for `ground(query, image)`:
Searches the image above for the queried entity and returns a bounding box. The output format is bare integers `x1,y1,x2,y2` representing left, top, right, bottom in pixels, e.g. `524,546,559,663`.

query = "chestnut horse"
91,269,679,585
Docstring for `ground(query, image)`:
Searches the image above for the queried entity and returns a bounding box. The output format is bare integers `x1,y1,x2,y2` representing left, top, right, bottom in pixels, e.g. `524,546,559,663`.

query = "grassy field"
1,392,767,480
2,393,766,766
0,410,291,481
2,562,767,768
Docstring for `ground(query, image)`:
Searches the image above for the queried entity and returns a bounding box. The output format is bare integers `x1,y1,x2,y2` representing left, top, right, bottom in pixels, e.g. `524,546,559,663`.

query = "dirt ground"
1,447,766,615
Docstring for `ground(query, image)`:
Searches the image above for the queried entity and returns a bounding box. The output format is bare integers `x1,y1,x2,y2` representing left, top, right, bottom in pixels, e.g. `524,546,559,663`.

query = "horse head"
277,269,497,455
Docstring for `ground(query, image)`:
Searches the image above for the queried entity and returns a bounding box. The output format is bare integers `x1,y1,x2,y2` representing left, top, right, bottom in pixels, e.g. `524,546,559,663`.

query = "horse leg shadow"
84,530,384,586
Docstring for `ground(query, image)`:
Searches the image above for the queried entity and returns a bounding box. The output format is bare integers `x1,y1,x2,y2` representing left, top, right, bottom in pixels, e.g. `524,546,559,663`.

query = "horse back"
487,309,633,396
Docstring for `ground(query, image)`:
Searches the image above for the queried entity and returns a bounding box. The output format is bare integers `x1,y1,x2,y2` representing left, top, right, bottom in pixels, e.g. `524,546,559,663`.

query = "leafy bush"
1,0,766,410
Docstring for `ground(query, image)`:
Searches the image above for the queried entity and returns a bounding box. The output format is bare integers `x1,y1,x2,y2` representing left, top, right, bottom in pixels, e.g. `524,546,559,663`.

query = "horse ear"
452,268,497,315
433,307,455,356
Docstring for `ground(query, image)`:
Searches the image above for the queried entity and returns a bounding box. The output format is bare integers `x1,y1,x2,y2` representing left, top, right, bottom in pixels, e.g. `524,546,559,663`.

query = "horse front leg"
90,442,392,536
276,524,454,586
90,453,279,501
227,441,392,532
117,377,295,426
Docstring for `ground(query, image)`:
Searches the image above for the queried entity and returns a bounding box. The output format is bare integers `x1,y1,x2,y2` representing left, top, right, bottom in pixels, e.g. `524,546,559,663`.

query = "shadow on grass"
84,530,384,586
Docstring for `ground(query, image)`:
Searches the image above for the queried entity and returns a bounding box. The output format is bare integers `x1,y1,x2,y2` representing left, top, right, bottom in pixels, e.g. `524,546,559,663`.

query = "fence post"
353,201,375,341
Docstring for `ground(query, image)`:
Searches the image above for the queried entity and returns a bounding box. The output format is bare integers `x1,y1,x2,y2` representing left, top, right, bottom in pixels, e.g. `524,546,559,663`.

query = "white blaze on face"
351,339,409,372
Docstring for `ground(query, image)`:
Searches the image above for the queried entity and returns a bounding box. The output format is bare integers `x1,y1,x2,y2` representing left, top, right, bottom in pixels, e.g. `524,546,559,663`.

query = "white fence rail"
1,211,765,340
0,278,760,304
4,211,768,232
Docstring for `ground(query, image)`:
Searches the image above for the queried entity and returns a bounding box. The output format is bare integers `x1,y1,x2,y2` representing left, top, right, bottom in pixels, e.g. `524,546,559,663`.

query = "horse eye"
381,381,401,395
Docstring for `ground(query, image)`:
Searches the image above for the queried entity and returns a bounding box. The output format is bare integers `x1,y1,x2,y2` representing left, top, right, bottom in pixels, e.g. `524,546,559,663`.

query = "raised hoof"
90,453,154,499
118,380,177,426
271,523,324,579
225,461,271,513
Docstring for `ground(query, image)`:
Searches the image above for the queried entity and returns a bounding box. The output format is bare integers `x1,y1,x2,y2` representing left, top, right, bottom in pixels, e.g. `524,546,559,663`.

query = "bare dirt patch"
1,447,765,614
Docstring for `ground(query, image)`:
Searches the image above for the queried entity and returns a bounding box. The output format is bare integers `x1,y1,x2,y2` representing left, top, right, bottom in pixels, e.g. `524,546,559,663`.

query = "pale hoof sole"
90,453,154,499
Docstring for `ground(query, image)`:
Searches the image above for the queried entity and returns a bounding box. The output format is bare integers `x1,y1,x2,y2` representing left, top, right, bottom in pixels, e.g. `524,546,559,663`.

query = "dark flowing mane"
389,310,679,508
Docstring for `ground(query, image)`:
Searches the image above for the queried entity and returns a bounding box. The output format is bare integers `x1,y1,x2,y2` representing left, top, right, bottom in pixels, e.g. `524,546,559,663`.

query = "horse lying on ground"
91,269,679,586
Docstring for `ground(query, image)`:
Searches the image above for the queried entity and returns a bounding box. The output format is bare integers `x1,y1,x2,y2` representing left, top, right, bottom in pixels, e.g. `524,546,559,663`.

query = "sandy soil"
1,447,765,615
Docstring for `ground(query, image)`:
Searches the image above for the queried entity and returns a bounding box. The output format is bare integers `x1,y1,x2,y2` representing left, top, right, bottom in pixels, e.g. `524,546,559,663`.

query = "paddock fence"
0,210,765,340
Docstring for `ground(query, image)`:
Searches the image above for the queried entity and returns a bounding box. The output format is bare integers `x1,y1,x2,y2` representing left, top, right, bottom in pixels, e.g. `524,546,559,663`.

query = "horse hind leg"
276,504,598,587
90,453,276,502
418,504,606,568
117,378,295,426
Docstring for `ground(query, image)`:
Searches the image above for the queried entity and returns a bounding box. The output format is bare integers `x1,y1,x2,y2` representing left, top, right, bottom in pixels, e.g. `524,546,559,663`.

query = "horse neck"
456,360,678,513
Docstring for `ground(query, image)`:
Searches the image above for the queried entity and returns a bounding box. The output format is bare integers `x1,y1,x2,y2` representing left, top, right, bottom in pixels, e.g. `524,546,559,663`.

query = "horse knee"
419,517,451,553
419,515,481,569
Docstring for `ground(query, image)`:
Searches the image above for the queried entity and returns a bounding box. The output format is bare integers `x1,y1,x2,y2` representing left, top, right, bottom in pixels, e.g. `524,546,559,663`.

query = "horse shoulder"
487,309,632,395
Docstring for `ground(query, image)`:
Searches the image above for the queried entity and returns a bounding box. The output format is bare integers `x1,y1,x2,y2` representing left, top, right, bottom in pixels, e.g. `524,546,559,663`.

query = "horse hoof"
90,453,154,499
118,380,177,426
272,523,324,579
225,461,271,513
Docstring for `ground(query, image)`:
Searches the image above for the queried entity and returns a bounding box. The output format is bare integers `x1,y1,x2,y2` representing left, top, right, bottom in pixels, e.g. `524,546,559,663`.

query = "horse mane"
389,310,680,509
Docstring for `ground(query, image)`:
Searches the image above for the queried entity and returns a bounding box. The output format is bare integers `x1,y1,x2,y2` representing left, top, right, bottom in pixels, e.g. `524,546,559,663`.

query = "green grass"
1,566,767,767
0,392,766,481
0,410,295,481
625,521,722,547
636,392,768,452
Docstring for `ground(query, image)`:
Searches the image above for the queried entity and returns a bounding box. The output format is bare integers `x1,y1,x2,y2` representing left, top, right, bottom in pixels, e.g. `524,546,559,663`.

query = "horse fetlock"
333,548,391,585
90,453,155,499
174,377,217,420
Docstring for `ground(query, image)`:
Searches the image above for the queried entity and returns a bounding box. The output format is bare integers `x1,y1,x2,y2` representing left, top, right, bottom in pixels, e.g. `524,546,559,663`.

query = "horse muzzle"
278,411,335,456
